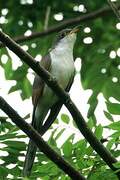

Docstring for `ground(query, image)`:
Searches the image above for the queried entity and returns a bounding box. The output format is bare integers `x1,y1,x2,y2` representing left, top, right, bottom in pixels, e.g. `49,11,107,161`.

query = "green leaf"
0,166,8,177
110,131,120,138
54,128,65,141
4,59,13,80
37,163,59,176
94,125,103,139
104,111,114,122
106,102,120,115
106,121,120,130
87,117,95,129
23,178,30,180
106,138,115,150
86,146,93,156
62,141,72,157
113,161,120,168
10,165,21,176
0,133,17,141
88,168,118,180
61,175,70,180
61,114,70,124
8,85,19,94
74,139,86,149
43,176,50,180
22,78,32,99
48,130,57,147
24,113,30,119
74,140,87,158
37,153,49,162
87,93,98,118
12,65,28,80
103,80,120,102
4,140,26,150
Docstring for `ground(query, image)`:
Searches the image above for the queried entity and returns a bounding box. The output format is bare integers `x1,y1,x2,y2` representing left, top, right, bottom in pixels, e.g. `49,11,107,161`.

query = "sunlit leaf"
113,161,120,169
61,114,70,124
104,111,114,122
94,125,103,140
62,141,72,157
106,121,120,130
54,128,65,141
106,102,120,115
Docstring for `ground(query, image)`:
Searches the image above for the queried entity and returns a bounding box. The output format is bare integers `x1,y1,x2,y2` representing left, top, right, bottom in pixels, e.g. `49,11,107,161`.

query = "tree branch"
107,0,120,20
0,4,120,48
0,96,85,180
0,30,120,178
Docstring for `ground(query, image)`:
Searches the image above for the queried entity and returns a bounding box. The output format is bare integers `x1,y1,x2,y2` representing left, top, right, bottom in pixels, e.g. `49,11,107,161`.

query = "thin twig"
0,4,120,48
107,0,120,20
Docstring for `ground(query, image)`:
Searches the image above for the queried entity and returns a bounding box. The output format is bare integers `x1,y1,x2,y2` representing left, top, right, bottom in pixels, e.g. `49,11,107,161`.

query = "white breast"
50,33,76,89
39,33,76,108
35,33,76,123
50,48,74,89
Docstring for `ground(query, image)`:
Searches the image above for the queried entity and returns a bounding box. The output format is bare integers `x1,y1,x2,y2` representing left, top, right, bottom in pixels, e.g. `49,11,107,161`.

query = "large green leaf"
61,114,70,124
94,125,103,140
62,141,73,157
106,121,120,131
106,102,120,115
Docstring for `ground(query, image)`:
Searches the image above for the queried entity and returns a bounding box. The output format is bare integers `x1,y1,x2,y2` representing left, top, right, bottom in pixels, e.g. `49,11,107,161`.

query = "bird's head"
52,27,79,50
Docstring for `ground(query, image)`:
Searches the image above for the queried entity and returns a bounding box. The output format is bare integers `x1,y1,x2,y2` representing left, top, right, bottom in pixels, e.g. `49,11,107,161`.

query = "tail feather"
23,140,37,177
23,105,48,177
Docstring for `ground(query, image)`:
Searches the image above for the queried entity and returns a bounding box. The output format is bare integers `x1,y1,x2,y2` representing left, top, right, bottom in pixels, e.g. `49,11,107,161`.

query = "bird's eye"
60,33,65,38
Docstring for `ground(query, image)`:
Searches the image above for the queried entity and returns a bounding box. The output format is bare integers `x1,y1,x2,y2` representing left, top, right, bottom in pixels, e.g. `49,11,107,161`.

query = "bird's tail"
23,105,38,177
23,139,37,177
23,104,49,177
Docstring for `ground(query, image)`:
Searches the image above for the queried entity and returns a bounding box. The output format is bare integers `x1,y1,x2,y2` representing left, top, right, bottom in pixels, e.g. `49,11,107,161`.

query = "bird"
23,27,79,177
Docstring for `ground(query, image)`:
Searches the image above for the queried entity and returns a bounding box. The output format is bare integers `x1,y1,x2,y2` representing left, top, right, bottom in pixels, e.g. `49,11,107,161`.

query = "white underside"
35,33,76,127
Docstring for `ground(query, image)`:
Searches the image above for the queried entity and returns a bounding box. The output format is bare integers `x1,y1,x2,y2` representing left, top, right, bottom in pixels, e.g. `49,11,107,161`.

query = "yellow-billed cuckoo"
23,27,79,177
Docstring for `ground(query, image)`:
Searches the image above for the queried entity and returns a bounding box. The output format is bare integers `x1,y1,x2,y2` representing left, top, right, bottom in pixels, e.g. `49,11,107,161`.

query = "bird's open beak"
69,28,79,34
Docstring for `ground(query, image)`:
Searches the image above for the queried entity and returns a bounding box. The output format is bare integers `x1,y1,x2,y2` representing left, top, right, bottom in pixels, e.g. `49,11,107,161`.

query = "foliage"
0,0,120,179
0,114,119,179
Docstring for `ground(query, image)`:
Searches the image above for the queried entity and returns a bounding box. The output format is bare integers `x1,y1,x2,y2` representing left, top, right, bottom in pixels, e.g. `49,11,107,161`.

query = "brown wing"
32,54,51,127
40,68,75,132
32,54,51,106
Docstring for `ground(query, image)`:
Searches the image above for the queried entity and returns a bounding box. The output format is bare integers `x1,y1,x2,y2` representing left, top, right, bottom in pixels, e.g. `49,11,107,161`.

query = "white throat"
49,33,76,89
52,33,76,55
